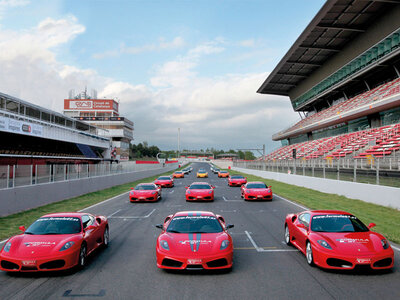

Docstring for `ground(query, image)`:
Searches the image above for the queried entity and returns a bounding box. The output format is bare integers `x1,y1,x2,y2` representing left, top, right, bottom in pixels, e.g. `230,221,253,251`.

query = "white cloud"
238,39,255,47
92,36,185,59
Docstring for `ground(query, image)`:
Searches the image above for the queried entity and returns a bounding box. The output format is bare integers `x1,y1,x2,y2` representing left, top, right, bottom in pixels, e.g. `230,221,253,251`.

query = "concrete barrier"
0,163,178,217
233,166,400,210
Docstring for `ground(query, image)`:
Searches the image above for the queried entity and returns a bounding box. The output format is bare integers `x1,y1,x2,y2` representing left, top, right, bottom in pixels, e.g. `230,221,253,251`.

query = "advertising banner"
64,99,118,111
0,116,43,137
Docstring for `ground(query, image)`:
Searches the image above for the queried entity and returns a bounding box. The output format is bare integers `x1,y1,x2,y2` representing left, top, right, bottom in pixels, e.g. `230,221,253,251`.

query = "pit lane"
0,162,399,300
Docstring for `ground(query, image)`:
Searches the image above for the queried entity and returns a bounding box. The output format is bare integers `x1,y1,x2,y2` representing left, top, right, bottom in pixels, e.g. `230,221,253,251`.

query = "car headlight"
59,241,75,251
317,240,332,250
152,191,156,195
187,190,191,194
246,190,251,194
160,240,169,251
208,190,212,194
220,240,230,250
3,241,11,252
381,239,389,249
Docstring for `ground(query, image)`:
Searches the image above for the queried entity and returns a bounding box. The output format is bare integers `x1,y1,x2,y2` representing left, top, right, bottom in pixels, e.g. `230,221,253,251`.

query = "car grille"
373,258,393,268
326,258,353,268
1,260,19,270
40,260,65,270
162,258,183,268
186,264,203,270
21,266,38,271
206,258,228,268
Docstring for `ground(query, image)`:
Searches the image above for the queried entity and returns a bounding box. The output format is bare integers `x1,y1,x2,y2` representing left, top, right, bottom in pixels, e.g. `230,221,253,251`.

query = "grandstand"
258,0,400,162
0,92,111,166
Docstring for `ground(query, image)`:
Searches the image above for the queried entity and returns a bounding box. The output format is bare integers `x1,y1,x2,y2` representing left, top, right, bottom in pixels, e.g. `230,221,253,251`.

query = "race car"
196,169,208,178
185,182,215,201
173,171,185,178
241,182,272,201
284,210,394,270
212,168,220,174
0,212,109,272
155,211,234,270
154,176,174,188
182,168,190,175
228,175,247,187
218,170,229,178
130,183,162,202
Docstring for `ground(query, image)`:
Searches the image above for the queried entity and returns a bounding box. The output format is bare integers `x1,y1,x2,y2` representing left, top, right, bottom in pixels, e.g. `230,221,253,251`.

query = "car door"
82,214,100,252
291,213,311,252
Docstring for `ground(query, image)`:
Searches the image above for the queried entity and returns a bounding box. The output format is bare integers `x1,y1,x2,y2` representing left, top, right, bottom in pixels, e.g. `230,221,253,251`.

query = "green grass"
0,164,187,241
228,169,400,244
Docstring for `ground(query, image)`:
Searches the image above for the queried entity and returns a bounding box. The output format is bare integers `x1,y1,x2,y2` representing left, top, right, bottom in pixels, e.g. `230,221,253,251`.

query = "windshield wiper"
42,232,61,235
167,230,182,233
24,231,34,235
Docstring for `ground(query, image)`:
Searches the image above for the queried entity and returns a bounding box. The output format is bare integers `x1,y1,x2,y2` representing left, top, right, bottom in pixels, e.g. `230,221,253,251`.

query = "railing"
0,161,176,190
234,157,400,188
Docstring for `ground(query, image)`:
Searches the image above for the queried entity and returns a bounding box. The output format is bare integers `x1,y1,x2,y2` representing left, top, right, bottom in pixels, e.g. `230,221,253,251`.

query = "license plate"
22,260,36,266
257,195,263,198
197,196,202,199
356,258,371,264
187,259,202,264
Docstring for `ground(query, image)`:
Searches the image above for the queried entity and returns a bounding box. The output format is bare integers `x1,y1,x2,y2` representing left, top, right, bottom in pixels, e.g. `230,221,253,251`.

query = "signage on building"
0,116,43,137
64,99,118,112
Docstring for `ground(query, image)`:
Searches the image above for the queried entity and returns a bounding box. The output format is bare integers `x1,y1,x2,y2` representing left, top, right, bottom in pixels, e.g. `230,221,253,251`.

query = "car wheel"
306,242,314,266
78,244,87,268
103,227,109,248
284,225,292,246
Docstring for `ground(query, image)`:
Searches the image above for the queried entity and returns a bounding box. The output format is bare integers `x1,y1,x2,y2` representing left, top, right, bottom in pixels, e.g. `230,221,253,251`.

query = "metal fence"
0,162,171,190
234,158,400,188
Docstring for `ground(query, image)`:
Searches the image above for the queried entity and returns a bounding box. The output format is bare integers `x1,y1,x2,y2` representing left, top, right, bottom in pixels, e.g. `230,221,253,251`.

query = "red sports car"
0,212,109,272
156,211,234,270
228,175,247,187
185,182,215,202
130,183,161,202
154,176,174,188
241,182,272,201
284,210,394,270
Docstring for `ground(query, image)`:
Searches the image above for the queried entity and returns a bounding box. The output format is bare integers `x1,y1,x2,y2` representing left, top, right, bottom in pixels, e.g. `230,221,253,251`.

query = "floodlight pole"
177,128,180,158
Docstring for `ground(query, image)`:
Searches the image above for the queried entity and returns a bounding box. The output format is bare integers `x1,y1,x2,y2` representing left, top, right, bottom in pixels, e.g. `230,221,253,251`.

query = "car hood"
187,189,212,195
132,190,155,195
314,232,384,254
159,232,228,256
5,234,82,258
247,188,269,194
156,180,171,183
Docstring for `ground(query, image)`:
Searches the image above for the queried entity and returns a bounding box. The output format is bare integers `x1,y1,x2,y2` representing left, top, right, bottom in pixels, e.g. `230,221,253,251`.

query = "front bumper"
312,245,394,270
244,193,273,201
186,195,214,201
156,248,233,270
0,248,80,272
130,195,158,202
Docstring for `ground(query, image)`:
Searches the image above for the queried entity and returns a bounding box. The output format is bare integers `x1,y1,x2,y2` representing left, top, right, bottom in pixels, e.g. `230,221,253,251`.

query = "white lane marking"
245,231,263,252
107,209,122,218
391,244,400,252
169,190,175,194
109,208,156,219
223,196,242,202
274,194,308,210
220,210,237,213
79,191,130,212
245,231,297,253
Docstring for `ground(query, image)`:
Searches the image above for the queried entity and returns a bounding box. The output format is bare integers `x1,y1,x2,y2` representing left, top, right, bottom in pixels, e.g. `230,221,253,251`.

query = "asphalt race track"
0,162,399,300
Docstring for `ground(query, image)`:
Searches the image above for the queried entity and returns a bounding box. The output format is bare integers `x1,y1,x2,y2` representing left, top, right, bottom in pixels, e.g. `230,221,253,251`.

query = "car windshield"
220,171,228,174
311,214,369,233
166,216,223,233
246,183,266,189
198,169,206,172
135,185,156,190
189,184,211,190
231,176,244,179
175,171,182,174
158,177,171,180
25,217,82,235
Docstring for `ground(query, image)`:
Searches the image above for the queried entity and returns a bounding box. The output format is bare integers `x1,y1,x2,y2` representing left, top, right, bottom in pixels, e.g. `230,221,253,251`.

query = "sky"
0,0,326,153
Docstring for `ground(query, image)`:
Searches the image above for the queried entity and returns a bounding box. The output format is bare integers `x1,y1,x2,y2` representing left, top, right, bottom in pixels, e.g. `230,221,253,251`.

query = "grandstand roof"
257,0,396,96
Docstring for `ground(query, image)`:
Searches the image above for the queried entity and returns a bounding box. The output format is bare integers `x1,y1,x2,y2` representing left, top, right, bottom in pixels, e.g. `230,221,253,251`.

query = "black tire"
78,243,87,269
306,242,314,266
284,225,292,246
103,227,109,248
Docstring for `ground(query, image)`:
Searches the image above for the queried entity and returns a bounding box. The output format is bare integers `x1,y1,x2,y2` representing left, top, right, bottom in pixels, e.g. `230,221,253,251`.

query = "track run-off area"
0,162,399,300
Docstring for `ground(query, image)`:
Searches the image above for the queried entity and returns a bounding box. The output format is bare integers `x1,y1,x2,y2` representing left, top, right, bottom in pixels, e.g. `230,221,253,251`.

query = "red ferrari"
130,183,162,202
185,182,215,202
155,211,234,270
228,175,247,187
241,182,272,201
284,210,394,270
0,212,109,272
154,176,174,188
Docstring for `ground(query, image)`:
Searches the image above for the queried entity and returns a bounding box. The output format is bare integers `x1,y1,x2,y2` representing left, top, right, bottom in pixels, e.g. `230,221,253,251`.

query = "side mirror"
226,224,234,229
155,224,163,229
297,223,307,230
19,225,26,232
211,185,215,189
185,186,189,189
96,217,102,224
268,186,272,188
130,187,134,190
368,222,376,229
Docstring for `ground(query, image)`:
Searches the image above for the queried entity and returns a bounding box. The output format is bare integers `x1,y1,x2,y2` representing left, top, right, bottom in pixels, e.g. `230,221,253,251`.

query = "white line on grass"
108,208,156,219
78,191,130,212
